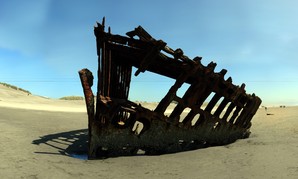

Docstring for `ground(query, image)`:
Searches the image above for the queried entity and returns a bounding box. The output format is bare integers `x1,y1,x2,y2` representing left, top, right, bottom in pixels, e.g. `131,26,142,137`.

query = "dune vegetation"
0,82,31,94
59,96,84,100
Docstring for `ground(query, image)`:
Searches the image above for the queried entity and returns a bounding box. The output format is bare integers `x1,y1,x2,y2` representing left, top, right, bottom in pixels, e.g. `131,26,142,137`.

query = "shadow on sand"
32,129,210,159
32,129,88,160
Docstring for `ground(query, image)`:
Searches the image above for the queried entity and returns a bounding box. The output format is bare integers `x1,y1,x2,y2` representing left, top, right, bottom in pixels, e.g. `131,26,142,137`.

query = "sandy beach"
1,85,298,178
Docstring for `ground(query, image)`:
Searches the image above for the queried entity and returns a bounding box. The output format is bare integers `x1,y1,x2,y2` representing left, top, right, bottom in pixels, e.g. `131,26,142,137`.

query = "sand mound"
0,83,86,112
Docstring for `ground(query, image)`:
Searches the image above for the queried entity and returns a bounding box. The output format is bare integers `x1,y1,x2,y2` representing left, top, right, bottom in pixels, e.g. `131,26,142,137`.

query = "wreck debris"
79,18,262,159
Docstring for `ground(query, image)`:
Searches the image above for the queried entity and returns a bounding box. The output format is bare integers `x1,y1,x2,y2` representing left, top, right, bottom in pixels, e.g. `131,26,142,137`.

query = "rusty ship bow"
79,18,262,159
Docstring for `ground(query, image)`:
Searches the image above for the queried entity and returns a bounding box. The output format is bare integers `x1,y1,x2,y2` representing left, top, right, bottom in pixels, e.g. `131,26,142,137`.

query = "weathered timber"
79,18,262,159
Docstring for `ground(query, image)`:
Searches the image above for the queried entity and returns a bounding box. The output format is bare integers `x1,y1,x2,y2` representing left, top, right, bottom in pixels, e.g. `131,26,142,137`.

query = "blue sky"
0,0,298,106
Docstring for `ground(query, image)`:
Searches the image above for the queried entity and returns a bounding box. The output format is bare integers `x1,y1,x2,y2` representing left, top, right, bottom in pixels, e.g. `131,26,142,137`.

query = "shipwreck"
79,18,262,159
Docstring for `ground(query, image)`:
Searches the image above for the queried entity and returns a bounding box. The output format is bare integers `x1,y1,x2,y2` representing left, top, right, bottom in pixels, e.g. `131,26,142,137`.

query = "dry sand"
1,84,298,178
0,84,86,112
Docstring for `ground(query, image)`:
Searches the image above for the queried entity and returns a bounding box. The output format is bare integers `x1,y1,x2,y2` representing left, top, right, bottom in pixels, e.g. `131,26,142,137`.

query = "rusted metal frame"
167,66,202,121
212,78,231,119
214,81,245,108
124,64,132,98
124,25,196,72
235,95,261,128
126,25,154,41
192,109,208,127
225,94,247,125
95,23,150,49
210,75,231,117
198,82,236,125
221,101,236,123
111,52,131,100
99,47,133,127
78,69,95,158
228,106,243,125
203,75,234,116
98,42,107,95
127,28,196,64
94,20,106,122
203,70,226,114
124,65,132,98
109,60,118,97
179,79,207,127
97,97,126,127
104,42,187,81
94,21,137,99
103,46,131,124
117,64,124,98
111,63,121,98
85,20,263,158
99,42,105,94
109,43,196,85
168,84,203,126
242,96,262,128
204,93,222,113
100,41,133,99
134,40,167,76
153,57,204,116
170,69,224,127
175,85,211,125
162,46,194,63
110,34,151,50
96,22,210,85
169,104,186,124
200,77,241,126
119,64,132,99
100,42,109,97
213,98,230,118
181,110,196,127
154,70,193,114
194,96,217,125
101,96,144,129
233,95,252,126
104,47,112,97
189,62,220,111
204,97,231,131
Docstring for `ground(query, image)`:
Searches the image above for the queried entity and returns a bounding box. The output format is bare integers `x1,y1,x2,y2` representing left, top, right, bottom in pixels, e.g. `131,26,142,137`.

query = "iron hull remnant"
79,18,262,159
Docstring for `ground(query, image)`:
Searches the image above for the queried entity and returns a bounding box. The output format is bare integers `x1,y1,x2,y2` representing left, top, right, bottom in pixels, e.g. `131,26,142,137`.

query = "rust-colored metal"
79,18,262,159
